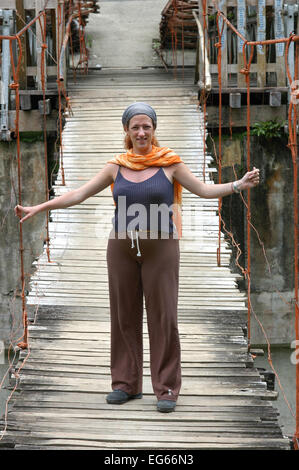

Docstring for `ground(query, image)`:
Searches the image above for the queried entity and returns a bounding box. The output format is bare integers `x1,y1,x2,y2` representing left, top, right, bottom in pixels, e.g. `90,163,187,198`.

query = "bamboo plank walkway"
1,68,290,450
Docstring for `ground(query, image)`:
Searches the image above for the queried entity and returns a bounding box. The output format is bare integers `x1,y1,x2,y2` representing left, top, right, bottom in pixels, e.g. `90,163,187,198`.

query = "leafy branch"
251,119,286,139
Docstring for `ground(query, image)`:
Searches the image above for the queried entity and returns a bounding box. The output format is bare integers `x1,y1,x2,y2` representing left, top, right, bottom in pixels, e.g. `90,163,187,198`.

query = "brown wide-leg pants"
106,232,181,402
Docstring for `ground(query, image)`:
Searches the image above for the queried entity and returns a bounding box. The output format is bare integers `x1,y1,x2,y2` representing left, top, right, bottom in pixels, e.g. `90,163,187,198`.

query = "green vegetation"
251,119,285,139
19,132,44,143
152,39,162,51
84,33,93,49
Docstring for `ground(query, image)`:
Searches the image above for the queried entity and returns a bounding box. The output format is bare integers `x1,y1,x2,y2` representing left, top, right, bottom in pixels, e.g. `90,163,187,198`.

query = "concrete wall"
247,136,295,345
0,139,52,346
208,133,296,346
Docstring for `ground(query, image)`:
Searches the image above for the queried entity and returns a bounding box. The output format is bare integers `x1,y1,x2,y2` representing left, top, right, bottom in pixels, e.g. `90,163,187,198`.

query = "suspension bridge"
0,0,297,450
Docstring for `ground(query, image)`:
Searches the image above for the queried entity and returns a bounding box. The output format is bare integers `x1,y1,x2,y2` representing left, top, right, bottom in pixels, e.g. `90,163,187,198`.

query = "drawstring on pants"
130,230,141,257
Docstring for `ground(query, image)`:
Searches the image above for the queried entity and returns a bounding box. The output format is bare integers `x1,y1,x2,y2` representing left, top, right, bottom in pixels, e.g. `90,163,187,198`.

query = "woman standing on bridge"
14,102,259,413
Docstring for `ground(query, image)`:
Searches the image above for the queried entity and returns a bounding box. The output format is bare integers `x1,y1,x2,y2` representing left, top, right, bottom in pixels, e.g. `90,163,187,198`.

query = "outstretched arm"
173,163,259,198
14,163,117,223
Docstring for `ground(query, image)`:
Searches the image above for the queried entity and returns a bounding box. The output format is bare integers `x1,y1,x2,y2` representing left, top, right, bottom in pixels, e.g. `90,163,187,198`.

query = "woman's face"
125,114,155,155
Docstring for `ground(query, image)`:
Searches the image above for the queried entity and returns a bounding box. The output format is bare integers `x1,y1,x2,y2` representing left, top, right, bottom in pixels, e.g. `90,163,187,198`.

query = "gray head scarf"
122,102,157,129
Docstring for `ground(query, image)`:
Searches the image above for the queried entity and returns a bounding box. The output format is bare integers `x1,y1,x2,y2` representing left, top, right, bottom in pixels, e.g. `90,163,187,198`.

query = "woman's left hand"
237,167,260,191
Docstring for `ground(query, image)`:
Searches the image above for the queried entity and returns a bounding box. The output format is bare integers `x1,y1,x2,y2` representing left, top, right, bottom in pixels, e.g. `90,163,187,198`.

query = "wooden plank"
274,0,286,87
219,0,228,89
16,0,27,89
0,0,57,7
35,0,45,90
207,0,275,5
4,417,283,438
6,420,282,438
237,0,247,88
5,418,282,437
257,0,266,88
9,390,277,407
1,430,289,449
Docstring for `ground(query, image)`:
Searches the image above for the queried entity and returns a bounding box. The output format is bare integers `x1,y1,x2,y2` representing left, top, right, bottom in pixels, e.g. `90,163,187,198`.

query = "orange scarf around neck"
108,146,183,238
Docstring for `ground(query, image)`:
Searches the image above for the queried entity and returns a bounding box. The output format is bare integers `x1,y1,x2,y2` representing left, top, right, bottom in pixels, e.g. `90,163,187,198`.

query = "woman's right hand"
14,205,40,224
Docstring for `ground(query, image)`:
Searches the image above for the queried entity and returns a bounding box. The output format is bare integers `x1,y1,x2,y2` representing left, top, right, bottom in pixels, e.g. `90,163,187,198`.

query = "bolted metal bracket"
269,90,281,107
229,93,241,108
38,98,52,115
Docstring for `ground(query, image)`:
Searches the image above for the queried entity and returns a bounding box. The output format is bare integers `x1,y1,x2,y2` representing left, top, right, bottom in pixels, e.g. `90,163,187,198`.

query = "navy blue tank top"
112,167,175,233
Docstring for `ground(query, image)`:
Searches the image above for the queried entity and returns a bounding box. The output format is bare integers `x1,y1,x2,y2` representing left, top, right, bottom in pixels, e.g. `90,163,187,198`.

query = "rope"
9,36,28,350
215,12,225,267
242,40,254,348
202,0,208,184
38,13,51,263
285,34,299,450
56,2,66,186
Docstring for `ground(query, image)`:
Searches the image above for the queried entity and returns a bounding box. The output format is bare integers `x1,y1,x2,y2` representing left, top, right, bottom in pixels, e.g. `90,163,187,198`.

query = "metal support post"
0,9,13,141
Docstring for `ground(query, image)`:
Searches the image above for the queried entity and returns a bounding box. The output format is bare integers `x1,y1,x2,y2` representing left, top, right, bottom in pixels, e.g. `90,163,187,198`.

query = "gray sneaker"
106,389,143,404
157,400,176,413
